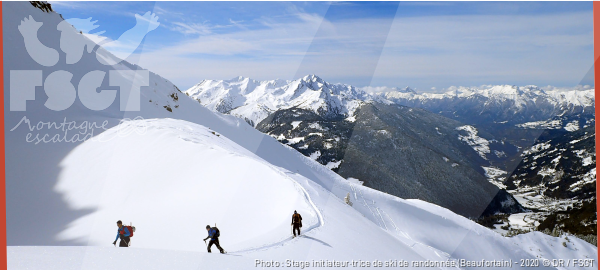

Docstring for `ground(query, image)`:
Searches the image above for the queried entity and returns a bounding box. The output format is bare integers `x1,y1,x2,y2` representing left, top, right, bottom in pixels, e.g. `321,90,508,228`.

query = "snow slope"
42,118,596,269
5,2,596,269
47,119,433,268
54,119,320,252
513,232,598,265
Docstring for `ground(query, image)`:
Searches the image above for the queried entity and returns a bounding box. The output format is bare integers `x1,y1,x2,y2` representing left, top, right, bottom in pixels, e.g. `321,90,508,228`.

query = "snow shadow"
300,235,331,248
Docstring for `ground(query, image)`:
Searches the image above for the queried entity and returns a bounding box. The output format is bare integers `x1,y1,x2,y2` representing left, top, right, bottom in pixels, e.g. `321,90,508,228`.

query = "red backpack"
120,225,135,237
126,226,135,237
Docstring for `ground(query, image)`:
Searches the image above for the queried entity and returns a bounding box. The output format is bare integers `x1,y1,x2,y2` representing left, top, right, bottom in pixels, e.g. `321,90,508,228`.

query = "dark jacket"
292,213,302,226
207,228,219,240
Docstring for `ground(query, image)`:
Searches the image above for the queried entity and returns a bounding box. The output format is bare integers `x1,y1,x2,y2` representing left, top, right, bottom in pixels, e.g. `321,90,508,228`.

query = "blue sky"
50,1,594,92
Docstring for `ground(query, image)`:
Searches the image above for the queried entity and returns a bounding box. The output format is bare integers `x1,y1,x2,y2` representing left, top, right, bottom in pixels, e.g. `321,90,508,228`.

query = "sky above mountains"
50,1,593,93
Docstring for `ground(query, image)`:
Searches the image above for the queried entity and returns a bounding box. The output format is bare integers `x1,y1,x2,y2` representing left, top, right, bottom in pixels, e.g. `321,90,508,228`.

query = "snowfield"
22,119,432,268
512,232,598,266
18,118,595,270
4,2,597,269
8,118,598,269
54,119,320,252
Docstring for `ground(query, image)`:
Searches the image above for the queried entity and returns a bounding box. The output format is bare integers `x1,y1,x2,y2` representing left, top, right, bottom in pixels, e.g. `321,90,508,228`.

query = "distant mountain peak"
398,86,416,94
185,74,372,126
227,75,251,82
302,74,324,82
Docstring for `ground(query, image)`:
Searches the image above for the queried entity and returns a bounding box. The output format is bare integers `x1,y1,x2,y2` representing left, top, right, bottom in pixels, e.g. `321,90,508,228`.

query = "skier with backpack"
203,225,225,253
291,210,302,237
113,220,134,247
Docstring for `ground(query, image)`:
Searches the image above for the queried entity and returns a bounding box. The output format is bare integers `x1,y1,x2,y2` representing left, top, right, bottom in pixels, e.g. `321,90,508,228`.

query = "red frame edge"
595,1,599,263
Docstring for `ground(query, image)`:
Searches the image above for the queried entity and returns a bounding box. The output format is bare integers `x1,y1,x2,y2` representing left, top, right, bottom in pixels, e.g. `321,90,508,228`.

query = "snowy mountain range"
186,76,594,131
186,75,370,126
380,85,594,122
6,2,597,269
379,85,595,147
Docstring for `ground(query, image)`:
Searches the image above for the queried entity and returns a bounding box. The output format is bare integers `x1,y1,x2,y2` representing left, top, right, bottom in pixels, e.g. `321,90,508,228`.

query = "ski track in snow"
124,120,326,255
349,183,453,263
229,171,324,254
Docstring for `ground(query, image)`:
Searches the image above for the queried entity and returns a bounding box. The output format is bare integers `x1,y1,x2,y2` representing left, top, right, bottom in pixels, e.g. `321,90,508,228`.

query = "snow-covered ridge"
381,85,594,108
185,75,370,126
187,77,594,128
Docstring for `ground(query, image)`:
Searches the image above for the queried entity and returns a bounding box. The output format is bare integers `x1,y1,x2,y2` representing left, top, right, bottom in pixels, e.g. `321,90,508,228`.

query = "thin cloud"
153,6,184,17
229,19,248,30
171,22,213,35
369,11,593,89
129,7,592,91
